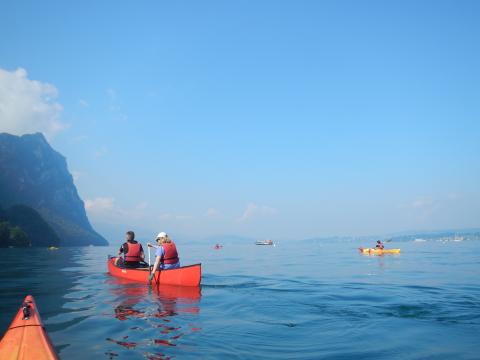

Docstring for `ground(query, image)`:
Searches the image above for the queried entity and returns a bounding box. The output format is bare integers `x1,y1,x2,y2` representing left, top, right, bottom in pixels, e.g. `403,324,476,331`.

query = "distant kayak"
359,247,401,255
0,295,58,360
214,244,223,250
48,246,59,250
108,257,201,287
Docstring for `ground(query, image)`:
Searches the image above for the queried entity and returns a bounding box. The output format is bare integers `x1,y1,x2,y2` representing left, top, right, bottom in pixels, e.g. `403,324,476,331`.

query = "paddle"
148,245,151,271
147,240,161,286
147,242,154,285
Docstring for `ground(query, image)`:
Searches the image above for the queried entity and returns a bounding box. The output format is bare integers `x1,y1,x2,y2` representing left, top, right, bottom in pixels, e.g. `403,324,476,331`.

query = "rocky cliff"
0,132,108,246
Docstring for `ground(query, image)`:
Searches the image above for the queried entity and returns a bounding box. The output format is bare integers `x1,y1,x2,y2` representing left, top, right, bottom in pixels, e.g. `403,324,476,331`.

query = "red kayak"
0,295,58,360
108,277,202,301
108,257,201,287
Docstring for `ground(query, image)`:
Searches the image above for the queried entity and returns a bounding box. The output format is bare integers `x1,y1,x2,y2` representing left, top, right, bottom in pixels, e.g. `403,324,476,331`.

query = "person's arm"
148,247,164,282
149,256,161,282
140,244,145,260
118,244,124,256
152,256,161,273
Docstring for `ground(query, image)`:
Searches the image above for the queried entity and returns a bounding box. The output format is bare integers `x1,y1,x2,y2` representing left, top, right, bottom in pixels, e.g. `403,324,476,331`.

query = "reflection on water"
0,247,82,331
105,277,201,359
0,246,203,360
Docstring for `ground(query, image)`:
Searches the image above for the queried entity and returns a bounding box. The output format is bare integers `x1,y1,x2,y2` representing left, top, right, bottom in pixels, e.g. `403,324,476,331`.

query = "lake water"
1,239,479,359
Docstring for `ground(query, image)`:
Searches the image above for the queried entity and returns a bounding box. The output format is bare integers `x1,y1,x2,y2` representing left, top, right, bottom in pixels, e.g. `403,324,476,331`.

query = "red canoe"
108,257,202,287
0,295,58,360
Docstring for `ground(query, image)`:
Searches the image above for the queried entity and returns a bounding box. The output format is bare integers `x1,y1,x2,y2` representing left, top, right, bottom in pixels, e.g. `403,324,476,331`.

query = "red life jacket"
162,242,179,264
124,242,142,262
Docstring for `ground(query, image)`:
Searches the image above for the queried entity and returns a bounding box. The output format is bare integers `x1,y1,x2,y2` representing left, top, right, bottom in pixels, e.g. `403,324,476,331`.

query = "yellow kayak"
359,247,401,255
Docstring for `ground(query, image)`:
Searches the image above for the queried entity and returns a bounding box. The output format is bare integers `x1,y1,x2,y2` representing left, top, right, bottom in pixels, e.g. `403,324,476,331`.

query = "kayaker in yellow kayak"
375,240,385,249
115,230,145,268
147,232,181,283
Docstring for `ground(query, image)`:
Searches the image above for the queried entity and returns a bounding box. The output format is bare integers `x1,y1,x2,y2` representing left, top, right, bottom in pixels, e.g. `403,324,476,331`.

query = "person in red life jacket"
115,230,145,268
375,240,385,249
147,232,180,283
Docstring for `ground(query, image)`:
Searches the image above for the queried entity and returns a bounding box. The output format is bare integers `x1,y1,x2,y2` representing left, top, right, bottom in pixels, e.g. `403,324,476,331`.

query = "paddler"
147,232,180,283
115,230,145,268
375,240,385,249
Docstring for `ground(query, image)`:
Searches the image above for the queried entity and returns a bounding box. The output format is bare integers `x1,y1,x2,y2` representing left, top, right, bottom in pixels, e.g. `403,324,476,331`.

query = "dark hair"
126,231,135,240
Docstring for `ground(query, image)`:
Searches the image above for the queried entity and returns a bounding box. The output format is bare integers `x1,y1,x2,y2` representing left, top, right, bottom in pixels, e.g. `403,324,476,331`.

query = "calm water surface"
1,240,479,359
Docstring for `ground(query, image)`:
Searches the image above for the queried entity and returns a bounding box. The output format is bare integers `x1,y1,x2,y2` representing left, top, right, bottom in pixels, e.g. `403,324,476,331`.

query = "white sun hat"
156,232,168,239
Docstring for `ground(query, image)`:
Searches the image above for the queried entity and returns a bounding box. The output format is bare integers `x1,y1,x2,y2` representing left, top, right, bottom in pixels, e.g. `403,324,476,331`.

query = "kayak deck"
0,295,58,360
359,247,401,255
108,257,201,287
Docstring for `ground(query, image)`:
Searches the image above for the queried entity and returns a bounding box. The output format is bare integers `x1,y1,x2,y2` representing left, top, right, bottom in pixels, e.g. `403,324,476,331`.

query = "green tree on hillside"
9,226,30,247
0,204,59,247
0,221,10,243
0,221,30,247
5,205,60,247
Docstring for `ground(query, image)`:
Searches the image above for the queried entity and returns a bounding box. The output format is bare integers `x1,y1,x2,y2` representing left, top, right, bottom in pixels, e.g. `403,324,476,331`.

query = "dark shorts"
116,258,143,269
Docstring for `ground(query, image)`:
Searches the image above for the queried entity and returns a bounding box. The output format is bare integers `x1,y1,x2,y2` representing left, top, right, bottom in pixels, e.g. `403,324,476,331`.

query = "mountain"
0,205,60,247
0,222,29,247
0,132,108,246
0,204,30,247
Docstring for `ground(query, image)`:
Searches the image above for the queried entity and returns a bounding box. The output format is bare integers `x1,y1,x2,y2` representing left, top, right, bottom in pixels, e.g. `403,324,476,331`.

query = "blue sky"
0,0,479,241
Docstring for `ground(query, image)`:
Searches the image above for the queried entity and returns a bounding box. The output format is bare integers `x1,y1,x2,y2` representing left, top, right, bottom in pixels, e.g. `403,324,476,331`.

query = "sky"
0,0,479,242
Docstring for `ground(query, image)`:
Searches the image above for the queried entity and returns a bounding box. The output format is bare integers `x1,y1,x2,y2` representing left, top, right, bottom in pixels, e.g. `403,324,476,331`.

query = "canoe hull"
0,295,58,360
359,248,401,255
108,257,201,287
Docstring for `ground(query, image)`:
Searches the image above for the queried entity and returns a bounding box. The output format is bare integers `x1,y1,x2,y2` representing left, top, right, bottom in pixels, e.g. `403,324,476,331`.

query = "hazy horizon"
94,221,480,244
1,1,479,241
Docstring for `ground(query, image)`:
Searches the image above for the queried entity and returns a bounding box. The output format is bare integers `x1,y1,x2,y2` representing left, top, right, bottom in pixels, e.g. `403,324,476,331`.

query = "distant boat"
453,235,464,242
414,238,426,242
255,239,273,246
214,244,223,250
